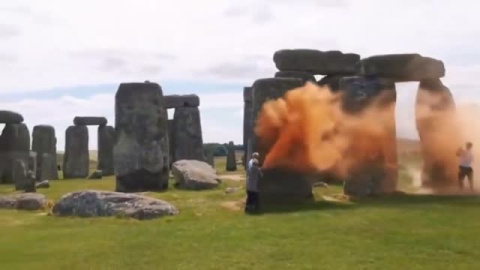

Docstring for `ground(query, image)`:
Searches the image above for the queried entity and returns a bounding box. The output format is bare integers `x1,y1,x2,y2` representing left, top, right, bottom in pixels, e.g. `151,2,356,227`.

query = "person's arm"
456,148,463,157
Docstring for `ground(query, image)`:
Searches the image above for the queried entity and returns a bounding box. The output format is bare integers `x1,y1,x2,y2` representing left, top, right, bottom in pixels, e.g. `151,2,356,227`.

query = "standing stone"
243,87,253,166
98,125,115,176
273,49,360,75
339,76,397,196
172,107,205,162
0,123,30,152
317,75,345,92
226,141,237,171
164,95,200,108
0,123,31,183
13,159,27,191
32,125,58,181
0,110,24,124
39,153,56,180
415,78,459,188
114,82,169,192
205,148,215,168
167,119,174,167
251,78,312,202
251,78,304,165
63,125,89,179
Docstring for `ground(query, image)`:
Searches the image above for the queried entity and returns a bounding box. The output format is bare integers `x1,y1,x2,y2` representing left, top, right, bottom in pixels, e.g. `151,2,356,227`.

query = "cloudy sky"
0,0,479,149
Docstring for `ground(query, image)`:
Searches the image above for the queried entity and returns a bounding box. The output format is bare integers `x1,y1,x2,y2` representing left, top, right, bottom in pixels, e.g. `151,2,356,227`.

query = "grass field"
2,147,480,269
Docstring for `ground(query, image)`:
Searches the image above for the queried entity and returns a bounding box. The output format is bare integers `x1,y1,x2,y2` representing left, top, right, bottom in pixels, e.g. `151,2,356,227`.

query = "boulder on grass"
0,193,47,210
172,160,221,190
88,170,103,180
52,190,178,220
35,180,50,189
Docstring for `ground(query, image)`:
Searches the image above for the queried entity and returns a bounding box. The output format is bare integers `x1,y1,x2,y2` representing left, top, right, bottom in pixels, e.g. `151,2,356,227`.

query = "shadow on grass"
257,193,480,214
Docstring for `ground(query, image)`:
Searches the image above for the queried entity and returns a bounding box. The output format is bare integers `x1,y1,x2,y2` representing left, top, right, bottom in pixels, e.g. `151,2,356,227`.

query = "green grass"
1,156,480,269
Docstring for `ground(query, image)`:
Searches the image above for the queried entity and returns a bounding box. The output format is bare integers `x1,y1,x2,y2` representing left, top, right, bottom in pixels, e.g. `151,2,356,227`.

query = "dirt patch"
220,200,244,211
221,174,245,181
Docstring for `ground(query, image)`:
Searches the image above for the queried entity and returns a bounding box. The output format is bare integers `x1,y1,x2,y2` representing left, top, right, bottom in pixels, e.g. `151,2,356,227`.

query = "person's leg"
459,167,465,189
245,191,255,213
253,192,259,211
467,168,474,191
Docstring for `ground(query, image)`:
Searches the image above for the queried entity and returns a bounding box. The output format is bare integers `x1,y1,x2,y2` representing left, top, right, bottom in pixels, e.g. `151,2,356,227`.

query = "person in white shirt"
456,142,474,191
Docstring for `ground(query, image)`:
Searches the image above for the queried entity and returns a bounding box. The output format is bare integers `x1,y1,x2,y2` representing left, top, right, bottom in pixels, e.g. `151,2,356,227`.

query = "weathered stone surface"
13,159,27,191
164,94,200,108
0,151,36,184
172,107,205,162
97,125,115,176
32,125,58,180
172,160,221,190
52,190,178,220
63,125,89,179
73,116,107,126
0,124,31,184
0,193,46,210
25,171,36,192
167,119,174,167
339,76,398,195
251,78,304,165
0,110,24,124
88,170,103,180
275,71,315,82
38,153,57,181
273,49,360,75
317,75,345,91
357,54,445,82
339,76,396,113
243,86,253,166
226,141,237,171
259,168,313,202
114,82,169,192
204,148,215,168
36,180,50,189
0,123,30,152
416,79,459,188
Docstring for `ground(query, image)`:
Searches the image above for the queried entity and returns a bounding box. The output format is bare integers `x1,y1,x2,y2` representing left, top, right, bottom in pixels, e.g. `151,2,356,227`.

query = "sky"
0,0,479,150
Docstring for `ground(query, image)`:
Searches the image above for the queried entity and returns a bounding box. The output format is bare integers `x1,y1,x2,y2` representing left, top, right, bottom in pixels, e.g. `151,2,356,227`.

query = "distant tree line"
204,143,243,156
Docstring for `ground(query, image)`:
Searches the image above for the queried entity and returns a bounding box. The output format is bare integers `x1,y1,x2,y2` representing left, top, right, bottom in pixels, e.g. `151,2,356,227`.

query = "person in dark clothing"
245,152,262,213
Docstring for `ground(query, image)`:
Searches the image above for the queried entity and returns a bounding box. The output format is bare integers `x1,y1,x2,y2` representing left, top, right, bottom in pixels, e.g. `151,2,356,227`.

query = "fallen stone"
164,94,200,108
35,180,50,189
275,71,315,82
172,160,221,190
226,141,237,171
114,82,169,192
357,54,445,81
73,116,108,126
273,49,360,75
0,193,46,211
88,170,103,180
0,110,24,124
52,190,178,220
